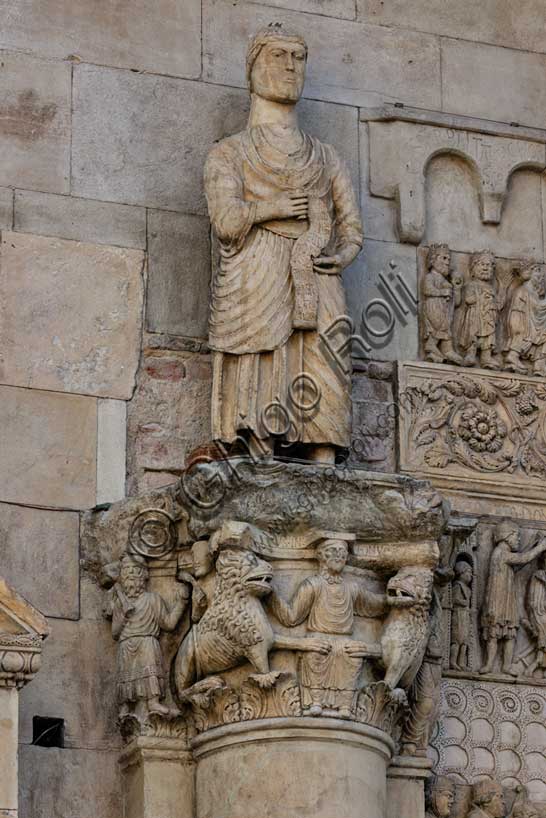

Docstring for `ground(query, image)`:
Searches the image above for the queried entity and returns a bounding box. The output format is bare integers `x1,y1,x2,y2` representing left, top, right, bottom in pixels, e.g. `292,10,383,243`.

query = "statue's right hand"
257,193,309,222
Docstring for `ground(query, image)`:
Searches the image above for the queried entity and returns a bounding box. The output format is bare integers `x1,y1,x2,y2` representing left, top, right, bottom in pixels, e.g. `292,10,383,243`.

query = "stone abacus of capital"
81,23,546,818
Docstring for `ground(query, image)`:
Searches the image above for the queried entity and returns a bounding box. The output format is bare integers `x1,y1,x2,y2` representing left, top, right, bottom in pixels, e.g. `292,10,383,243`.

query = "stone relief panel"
431,679,546,806
418,246,546,375
398,361,546,517
367,120,545,245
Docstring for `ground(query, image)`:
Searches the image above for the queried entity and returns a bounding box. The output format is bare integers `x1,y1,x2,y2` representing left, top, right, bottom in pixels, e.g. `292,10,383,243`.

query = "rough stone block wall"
2,2,546,814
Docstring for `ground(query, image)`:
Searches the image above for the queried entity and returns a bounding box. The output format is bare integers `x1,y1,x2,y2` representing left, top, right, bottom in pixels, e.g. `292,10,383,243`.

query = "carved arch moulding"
367,119,546,244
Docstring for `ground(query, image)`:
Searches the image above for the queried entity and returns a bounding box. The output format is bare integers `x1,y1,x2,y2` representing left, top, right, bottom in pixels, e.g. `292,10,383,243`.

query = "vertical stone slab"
97,399,127,505
0,688,18,815
0,51,70,193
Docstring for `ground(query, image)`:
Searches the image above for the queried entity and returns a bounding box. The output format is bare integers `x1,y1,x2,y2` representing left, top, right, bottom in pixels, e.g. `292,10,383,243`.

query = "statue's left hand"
314,243,361,275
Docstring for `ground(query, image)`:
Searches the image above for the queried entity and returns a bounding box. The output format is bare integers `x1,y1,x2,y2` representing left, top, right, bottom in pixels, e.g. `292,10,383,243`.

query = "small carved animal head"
216,548,273,598
386,566,433,609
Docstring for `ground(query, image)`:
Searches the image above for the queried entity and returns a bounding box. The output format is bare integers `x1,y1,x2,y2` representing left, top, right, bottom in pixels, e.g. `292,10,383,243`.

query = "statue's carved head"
386,566,433,608
494,519,520,551
469,250,495,281
425,775,456,818
316,539,349,575
246,25,307,104
119,553,148,599
471,780,506,818
427,243,451,276
216,548,274,598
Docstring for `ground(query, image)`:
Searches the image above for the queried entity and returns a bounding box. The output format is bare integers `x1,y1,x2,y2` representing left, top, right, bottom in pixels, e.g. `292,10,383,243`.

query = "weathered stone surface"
97,399,127,506
14,190,146,249
146,211,211,339
344,239,418,362
1,0,201,78
0,386,97,510
72,67,249,213
203,0,441,109
0,688,18,813
253,0,355,18
19,746,121,818
442,38,546,129
425,160,544,260
0,51,70,193
359,123,398,243
0,503,79,619
72,68,359,215
0,575,49,638
19,618,119,749
349,368,396,473
358,0,546,54
126,351,212,496
0,188,13,230
0,231,144,399
368,119,545,244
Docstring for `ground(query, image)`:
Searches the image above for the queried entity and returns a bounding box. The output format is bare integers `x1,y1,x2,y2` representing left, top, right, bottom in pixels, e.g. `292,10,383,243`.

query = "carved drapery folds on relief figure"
419,246,546,376
204,27,363,459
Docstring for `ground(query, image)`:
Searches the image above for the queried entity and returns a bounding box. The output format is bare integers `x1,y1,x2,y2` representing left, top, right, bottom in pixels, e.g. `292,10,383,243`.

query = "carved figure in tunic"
450,560,473,671
504,261,546,376
422,244,462,365
204,27,363,463
468,780,506,818
110,554,189,721
269,539,385,718
425,776,456,818
458,251,500,370
480,521,546,675
524,552,546,676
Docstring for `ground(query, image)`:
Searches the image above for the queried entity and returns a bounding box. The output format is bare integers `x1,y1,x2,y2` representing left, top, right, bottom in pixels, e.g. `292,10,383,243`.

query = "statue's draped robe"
204,125,363,446
527,569,546,657
270,573,384,710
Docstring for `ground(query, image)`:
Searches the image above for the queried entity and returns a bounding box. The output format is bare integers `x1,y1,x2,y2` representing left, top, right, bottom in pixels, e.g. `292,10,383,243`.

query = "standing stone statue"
458,250,500,369
422,244,462,365
268,538,385,718
480,521,546,675
425,776,456,818
449,560,473,671
110,554,189,722
204,26,363,462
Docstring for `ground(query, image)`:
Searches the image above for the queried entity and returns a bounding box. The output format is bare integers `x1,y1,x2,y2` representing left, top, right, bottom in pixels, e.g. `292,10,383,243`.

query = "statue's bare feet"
249,671,281,689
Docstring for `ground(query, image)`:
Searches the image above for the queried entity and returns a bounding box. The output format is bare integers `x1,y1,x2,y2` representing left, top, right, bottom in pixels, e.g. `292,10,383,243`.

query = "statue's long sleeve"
204,140,257,250
269,579,316,627
329,150,363,252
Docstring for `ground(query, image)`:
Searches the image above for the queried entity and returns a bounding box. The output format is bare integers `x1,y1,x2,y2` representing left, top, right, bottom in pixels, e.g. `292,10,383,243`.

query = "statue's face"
432,249,450,277
486,788,506,818
435,789,455,818
121,563,147,597
473,255,494,280
250,40,306,104
320,542,348,574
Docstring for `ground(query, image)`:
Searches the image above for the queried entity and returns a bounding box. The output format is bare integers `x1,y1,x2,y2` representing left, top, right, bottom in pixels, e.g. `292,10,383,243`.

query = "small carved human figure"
425,775,456,818
524,551,546,677
111,554,189,722
458,250,500,369
480,521,546,675
504,260,546,375
422,244,463,365
450,560,473,671
467,780,506,818
269,539,385,718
